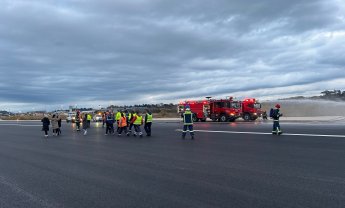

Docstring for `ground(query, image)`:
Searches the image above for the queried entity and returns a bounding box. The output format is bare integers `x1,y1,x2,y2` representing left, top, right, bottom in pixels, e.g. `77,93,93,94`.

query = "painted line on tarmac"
0,124,41,127
0,175,59,208
175,129,345,138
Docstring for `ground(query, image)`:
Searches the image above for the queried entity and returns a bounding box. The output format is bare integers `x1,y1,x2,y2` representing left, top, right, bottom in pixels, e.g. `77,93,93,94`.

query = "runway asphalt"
0,120,344,208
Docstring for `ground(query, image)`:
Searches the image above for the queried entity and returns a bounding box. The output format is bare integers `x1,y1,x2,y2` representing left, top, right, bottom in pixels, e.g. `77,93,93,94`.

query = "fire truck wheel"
201,118,206,122
219,115,228,122
243,114,251,121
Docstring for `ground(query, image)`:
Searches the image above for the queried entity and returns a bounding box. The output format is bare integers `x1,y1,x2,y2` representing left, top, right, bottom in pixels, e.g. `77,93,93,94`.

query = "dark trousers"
76,122,81,130
106,123,114,134
134,125,143,136
44,130,48,135
182,125,194,138
272,121,281,133
129,123,134,132
144,122,152,136
118,126,128,135
116,121,120,132
57,128,61,135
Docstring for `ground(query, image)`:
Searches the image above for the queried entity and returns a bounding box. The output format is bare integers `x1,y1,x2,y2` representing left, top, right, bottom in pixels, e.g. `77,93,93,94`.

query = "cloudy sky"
0,0,344,111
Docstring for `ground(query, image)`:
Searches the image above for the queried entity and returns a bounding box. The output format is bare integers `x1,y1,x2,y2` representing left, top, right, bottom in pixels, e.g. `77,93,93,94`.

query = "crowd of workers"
41,104,283,139
41,109,153,138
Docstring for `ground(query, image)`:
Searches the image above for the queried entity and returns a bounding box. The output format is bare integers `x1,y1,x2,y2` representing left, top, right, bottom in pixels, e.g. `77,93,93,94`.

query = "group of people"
41,109,153,138
100,110,153,138
41,113,62,137
41,104,283,139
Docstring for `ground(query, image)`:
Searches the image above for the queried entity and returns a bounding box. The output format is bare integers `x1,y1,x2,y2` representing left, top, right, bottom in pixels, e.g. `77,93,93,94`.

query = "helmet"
185,105,191,111
275,104,281,109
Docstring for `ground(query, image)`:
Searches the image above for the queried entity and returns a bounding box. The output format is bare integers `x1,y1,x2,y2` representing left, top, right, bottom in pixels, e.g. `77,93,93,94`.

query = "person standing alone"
271,104,283,135
182,106,194,140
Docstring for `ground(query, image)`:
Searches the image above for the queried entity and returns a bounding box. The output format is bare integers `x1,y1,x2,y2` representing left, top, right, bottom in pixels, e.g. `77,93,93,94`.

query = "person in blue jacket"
271,104,283,135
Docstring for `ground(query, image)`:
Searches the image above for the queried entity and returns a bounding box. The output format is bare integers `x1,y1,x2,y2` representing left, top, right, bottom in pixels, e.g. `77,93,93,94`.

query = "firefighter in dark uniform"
182,106,194,140
272,104,283,135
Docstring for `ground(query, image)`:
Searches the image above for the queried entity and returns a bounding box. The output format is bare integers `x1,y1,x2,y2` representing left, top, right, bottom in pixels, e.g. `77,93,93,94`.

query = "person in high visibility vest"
182,106,194,140
118,113,130,137
83,113,92,135
116,110,122,133
129,110,136,134
132,111,143,138
144,110,153,137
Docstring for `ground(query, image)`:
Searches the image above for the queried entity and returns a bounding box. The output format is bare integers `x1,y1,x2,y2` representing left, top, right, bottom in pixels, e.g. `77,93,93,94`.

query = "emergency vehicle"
178,100,209,122
241,98,263,121
178,97,263,122
178,97,242,122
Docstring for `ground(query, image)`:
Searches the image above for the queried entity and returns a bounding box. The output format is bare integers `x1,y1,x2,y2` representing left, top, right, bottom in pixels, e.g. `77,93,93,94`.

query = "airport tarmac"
0,120,344,208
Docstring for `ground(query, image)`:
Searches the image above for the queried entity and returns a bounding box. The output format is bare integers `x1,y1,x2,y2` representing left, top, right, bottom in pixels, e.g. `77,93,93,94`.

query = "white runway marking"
0,124,41,127
176,129,345,138
0,175,58,208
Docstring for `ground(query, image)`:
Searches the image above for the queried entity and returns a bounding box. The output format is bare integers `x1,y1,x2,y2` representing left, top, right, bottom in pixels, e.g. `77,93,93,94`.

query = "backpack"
269,108,276,118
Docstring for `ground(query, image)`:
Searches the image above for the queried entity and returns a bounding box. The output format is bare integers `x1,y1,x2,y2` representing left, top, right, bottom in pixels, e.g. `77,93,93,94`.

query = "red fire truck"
178,97,263,122
178,100,209,122
241,98,263,121
178,97,242,122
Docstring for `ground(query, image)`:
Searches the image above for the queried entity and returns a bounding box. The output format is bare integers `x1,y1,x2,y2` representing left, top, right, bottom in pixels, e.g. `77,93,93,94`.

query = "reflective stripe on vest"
146,114,153,123
134,116,143,125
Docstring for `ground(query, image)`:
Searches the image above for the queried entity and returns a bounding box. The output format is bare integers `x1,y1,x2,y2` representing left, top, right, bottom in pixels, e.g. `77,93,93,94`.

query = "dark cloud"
0,0,344,111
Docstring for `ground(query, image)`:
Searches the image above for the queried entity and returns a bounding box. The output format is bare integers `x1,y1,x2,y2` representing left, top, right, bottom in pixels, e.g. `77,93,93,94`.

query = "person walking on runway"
41,114,50,138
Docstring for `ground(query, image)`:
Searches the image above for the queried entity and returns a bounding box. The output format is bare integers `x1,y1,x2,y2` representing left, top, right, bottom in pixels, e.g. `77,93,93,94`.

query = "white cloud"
0,0,344,111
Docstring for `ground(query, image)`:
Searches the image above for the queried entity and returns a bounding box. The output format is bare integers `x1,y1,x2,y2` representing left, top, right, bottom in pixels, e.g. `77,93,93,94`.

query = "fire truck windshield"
254,103,261,109
230,102,241,109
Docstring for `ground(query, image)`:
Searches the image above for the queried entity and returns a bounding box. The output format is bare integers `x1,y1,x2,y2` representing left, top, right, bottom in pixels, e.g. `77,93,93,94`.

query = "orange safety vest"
119,117,127,127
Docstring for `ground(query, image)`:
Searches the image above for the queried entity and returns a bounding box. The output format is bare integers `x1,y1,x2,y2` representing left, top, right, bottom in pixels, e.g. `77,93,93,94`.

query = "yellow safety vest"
134,116,143,125
146,114,153,123
87,114,92,121
116,112,121,121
